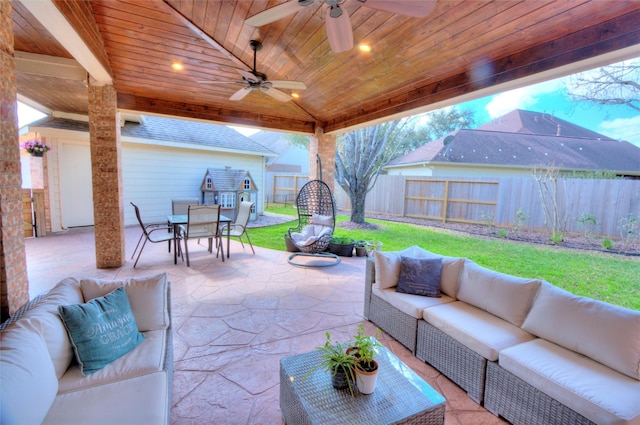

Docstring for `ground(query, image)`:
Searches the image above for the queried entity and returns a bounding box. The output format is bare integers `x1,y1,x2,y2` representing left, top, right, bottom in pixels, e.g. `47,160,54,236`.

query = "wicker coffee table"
280,345,446,424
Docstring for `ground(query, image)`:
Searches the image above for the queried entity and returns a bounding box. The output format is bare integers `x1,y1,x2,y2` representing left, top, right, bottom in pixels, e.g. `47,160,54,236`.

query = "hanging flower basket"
20,139,51,157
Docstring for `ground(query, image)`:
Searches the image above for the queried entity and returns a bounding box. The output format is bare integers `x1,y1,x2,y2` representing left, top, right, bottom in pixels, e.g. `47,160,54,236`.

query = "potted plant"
352,324,383,394
365,240,383,257
20,139,51,157
329,236,355,257
305,332,357,396
354,240,367,257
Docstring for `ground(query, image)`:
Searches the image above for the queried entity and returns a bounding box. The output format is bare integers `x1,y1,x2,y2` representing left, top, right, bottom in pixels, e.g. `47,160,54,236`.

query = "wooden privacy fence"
21,189,46,237
333,176,640,238
268,174,309,205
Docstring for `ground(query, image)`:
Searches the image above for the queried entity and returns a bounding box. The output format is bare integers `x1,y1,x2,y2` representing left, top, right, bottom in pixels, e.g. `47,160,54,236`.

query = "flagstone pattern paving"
25,225,506,425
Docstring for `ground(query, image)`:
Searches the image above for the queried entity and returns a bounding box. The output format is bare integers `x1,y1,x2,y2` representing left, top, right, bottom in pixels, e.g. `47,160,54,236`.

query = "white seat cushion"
373,284,454,319
422,301,536,361
499,339,640,425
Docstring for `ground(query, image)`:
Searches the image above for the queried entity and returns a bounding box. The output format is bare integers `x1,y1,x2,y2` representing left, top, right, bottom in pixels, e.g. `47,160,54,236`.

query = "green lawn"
253,210,640,310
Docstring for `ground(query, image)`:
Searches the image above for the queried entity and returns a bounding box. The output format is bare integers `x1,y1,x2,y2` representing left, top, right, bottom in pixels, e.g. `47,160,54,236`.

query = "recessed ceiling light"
358,43,372,53
172,62,183,71
291,92,300,99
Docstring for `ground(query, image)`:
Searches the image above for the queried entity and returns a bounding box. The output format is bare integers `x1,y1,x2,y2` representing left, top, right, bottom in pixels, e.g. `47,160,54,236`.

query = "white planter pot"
355,360,379,394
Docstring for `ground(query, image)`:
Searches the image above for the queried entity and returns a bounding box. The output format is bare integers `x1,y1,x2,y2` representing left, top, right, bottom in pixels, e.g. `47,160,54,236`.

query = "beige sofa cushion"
457,261,541,326
15,277,83,379
374,246,464,297
499,339,640,425
0,325,59,425
80,273,169,332
422,301,536,361
522,281,640,381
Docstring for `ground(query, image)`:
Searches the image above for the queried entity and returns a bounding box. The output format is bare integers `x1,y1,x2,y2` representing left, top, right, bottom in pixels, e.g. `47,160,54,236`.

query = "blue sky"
18,58,639,146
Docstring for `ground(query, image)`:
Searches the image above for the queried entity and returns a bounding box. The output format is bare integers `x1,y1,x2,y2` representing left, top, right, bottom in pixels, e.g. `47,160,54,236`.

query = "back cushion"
0,325,59,425
457,261,541,326
374,246,464,297
15,277,83,379
522,281,640,380
80,273,169,332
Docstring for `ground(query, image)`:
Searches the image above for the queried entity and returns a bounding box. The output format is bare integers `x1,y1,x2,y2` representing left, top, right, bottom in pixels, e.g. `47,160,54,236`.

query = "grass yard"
253,208,640,310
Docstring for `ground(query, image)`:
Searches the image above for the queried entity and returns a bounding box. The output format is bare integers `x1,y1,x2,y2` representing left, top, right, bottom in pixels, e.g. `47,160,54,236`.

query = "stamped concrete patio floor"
25,226,506,425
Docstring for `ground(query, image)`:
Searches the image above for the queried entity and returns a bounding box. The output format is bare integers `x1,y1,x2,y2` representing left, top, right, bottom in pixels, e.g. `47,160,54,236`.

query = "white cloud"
598,115,640,147
485,79,564,118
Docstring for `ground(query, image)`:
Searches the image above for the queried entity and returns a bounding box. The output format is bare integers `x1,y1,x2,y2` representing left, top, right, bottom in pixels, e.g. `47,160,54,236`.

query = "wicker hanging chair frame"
287,179,340,267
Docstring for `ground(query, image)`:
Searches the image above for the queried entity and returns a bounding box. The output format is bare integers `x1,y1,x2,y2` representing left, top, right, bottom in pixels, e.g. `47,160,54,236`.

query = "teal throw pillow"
396,256,442,297
58,286,145,375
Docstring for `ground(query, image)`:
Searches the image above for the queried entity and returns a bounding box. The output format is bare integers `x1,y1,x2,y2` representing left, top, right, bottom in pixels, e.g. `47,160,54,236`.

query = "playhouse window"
220,192,236,208
206,176,212,189
243,178,251,190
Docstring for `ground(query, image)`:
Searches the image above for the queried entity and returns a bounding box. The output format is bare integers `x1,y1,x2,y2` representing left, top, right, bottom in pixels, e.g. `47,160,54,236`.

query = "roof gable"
202,168,255,191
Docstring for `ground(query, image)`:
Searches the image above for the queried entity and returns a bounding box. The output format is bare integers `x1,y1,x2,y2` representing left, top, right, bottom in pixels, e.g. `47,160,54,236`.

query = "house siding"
121,143,265,225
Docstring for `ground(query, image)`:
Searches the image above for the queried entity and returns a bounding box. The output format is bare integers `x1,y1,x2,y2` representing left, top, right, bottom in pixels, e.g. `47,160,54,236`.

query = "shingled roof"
204,168,253,191
477,109,614,139
386,110,640,174
25,115,275,156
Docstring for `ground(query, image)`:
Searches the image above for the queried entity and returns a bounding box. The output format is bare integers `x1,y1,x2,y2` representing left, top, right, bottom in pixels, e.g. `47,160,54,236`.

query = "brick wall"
309,128,336,193
1,0,29,320
88,82,125,268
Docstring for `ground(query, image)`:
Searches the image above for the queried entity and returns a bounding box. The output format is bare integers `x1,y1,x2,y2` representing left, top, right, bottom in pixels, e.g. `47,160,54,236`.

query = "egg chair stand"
287,178,340,268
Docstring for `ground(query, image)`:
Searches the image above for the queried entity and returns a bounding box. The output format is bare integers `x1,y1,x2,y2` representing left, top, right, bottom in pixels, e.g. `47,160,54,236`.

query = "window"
206,176,212,190
243,178,251,190
220,192,236,208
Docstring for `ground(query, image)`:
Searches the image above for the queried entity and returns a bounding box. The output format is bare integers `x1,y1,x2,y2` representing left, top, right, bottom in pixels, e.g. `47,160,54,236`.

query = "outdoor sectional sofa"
364,246,640,425
0,273,173,425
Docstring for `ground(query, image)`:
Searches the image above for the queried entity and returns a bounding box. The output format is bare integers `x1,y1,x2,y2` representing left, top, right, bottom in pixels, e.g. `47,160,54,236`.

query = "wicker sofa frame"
484,361,596,425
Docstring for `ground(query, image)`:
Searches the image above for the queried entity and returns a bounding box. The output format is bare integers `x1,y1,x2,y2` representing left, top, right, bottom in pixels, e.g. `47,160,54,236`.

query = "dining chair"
179,204,224,266
172,198,200,215
131,202,177,268
221,201,255,255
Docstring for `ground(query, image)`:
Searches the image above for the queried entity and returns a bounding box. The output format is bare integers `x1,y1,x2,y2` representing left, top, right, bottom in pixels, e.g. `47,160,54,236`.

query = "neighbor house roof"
25,115,275,156
386,129,640,172
476,109,614,139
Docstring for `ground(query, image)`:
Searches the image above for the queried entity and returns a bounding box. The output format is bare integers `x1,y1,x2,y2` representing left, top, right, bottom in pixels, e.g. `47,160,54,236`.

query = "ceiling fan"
246,0,437,53
198,40,307,102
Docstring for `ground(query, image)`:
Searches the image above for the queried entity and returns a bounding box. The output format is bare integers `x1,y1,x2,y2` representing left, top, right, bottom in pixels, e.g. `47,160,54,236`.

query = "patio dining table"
167,214,232,264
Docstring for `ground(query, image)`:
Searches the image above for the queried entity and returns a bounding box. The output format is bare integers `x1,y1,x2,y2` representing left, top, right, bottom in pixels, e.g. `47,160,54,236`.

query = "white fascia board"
17,94,53,115
19,0,112,85
15,51,86,81
121,136,278,157
25,125,89,141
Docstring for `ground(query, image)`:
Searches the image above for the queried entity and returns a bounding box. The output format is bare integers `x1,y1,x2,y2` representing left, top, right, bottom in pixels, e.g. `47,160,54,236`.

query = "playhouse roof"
203,168,255,191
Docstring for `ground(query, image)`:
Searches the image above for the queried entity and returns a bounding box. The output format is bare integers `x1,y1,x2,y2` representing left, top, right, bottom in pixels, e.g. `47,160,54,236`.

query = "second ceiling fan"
246,0,437,53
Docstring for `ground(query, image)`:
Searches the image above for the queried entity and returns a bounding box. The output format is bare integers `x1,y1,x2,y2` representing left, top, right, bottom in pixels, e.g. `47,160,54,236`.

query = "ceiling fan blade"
269,81,307,90
230,87,252,101
263,87,292,102
245,1,310,27
197,80,244,85
325,5,353,53
359,0,437,18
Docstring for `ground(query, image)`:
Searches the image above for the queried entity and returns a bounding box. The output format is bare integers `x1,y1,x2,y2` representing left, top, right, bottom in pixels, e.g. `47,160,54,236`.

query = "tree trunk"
350,191,366,224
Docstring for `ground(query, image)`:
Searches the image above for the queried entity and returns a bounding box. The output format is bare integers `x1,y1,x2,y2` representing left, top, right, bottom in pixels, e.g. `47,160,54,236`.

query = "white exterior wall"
121,142,266,226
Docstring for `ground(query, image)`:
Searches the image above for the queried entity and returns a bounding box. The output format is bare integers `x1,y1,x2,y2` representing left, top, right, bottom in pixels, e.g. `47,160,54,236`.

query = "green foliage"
399,108,476,155
330,236,354,245
353,324,382,371
564,170,620,180
256,210,640,310
602,238,614,250
306,332,357,396
576,213,599,239
498,229,508,238
283,133,311,149
550,232,564,244
481,211,495,228
618,214,639,251
513,208,529,233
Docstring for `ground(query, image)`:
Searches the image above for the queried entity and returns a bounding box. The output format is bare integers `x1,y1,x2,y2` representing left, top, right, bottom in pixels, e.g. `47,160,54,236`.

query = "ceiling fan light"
326,6,353,53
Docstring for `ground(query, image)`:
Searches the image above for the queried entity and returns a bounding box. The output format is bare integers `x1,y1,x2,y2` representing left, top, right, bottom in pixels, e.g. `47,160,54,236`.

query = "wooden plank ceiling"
12,0,640,135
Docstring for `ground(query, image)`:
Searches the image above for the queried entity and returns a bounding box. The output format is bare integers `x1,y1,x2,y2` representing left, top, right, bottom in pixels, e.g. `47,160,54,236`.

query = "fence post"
442,180,449,223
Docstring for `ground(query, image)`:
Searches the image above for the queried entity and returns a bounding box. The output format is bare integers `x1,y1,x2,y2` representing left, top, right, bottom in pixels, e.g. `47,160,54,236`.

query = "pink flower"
19,139,51,154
